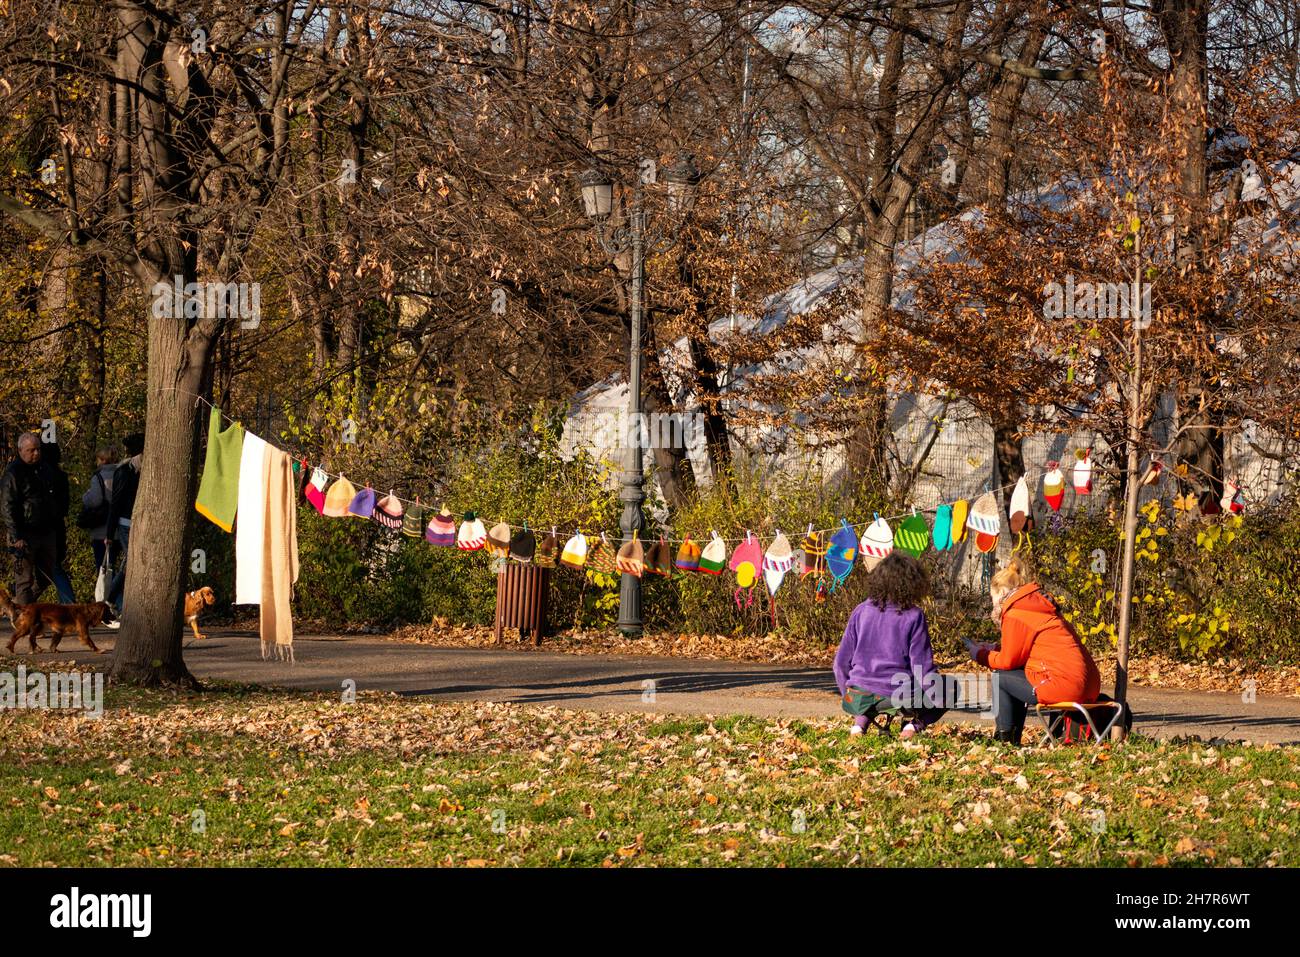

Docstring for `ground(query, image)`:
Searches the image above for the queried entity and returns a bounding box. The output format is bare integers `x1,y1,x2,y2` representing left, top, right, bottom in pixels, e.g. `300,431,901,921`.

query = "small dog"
184,586,216,640
7,601,114,654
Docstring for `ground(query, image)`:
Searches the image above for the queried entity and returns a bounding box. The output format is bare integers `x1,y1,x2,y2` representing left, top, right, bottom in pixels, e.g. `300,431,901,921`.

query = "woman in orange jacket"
970,555,1101,744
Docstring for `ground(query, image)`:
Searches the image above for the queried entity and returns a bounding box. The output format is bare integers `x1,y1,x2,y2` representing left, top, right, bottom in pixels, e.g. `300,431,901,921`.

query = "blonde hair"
991,554,1035,594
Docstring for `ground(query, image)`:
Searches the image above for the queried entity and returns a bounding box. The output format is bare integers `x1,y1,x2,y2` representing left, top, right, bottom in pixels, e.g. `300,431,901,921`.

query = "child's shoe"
899,722,918,740
849,724,864,736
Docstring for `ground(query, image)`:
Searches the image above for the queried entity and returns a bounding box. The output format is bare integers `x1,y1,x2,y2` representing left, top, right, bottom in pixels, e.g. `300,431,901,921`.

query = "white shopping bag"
94,555,109,602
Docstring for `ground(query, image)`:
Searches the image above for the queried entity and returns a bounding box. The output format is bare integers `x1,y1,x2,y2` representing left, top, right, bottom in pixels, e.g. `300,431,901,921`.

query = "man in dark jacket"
0,432,62,604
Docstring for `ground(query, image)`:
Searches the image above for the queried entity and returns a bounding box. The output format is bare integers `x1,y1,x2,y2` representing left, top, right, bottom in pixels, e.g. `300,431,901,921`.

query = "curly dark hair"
862,551,930,611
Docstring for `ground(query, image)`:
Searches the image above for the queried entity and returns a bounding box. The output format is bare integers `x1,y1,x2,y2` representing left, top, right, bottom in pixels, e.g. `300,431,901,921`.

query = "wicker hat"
560,531,588,568
860,515,894,559
675,536,701,572
323,474,357,518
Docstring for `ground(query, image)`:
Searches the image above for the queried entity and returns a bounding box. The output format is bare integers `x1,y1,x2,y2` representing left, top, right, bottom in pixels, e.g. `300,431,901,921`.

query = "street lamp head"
579,167,613,219
663,155,700,215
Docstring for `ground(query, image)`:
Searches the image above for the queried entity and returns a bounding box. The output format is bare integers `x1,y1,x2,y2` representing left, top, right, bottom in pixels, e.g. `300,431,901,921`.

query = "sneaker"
849,724,864,736
105,620,121,630
900,722,918,740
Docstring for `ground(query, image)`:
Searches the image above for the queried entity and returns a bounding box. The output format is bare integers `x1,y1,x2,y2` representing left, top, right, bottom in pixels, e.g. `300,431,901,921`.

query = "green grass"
0,680,1297,867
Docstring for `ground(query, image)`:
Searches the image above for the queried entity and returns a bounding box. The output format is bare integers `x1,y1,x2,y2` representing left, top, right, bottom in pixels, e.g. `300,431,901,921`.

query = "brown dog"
0,585,18,625
185,586,216,640
8,601,114,654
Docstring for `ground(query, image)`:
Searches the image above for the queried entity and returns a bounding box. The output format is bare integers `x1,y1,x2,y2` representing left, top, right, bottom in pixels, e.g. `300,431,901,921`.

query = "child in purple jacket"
834,552,946,739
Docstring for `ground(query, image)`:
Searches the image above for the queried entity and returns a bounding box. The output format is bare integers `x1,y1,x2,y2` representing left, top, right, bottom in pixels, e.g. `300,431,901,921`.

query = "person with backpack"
104,432,144,618
78,445,120,589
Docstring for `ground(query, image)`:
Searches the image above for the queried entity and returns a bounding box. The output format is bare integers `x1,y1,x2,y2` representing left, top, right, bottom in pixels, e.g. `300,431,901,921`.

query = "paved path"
27,629,1300,745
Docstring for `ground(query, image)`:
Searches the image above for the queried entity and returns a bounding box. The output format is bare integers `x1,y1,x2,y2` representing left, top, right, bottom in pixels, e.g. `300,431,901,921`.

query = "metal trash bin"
494,563,551,645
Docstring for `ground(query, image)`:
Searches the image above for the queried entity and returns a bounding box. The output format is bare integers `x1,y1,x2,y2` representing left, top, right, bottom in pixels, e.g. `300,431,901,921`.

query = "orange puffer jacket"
977,583,1101,704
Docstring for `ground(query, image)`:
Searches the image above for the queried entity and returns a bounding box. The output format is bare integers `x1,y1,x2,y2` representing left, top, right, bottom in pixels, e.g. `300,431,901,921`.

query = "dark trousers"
12,530,58,605
994,669,1038,733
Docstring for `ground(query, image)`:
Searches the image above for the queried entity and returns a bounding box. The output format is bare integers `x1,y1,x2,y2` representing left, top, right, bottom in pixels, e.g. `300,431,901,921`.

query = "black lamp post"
580,156,698,636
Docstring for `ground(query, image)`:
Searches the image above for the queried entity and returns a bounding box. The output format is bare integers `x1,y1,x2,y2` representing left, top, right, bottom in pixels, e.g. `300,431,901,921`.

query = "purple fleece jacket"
833,600,938,702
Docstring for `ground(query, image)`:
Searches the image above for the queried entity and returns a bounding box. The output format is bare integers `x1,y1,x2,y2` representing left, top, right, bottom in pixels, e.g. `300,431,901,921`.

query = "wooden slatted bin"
494,563,551,645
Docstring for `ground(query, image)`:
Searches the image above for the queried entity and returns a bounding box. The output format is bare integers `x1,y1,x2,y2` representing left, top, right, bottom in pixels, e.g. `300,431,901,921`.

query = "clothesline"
182,390,1211,547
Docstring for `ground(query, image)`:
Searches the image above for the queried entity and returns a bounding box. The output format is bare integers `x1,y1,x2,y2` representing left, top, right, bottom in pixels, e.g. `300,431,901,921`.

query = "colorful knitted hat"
894,511,930,558
763,532,794,596
401,502,426,538
932,504,953,551
560,531,588,568
1008,476,1031,534
800,527,827,580
645,538,674,577
1220,480,1244,514
860,515,894,559
675,536,701,572
729,532,763,606
348,485,377,519
698,532,727,575
486,521,512,557
323,474,357,518
1042,466,1066,512
509,524,536,563
374,490,405,529
535,528,559,568
456,512,487,550
1072,448,1093,494
586,534,617,574
969,492,1000,553
826,519,858,588
426,507,457,546
950,499,969,543
1141,459,1164,487
615,534,645,577
305,467,329,515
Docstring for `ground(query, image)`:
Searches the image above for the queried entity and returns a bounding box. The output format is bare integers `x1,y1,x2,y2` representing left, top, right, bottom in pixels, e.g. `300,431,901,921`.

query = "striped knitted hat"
426,507,457,546
586,534,617,574
374,490,404,529
323,474,357,518
535,529,559,567
486,521,512,557
645,538,674,577
860,515,894,559
456,512,487,550
1042,466,1066,512
560,532,588,568
969,492,1000,553
675,536,701,572
698,532,727,575
401,502,426,538
894,512,930,558
615,534,645,578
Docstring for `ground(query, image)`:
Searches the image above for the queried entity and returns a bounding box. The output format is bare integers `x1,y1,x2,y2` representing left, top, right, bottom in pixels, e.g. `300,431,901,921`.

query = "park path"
33,629,1300,745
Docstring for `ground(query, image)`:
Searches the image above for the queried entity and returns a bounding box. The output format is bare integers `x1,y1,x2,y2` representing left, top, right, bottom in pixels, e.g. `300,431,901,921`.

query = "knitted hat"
348,485,377,519
401,502,426,538
486,521,512,557
763,532,794,596
894,511,930,558
645,538,674,577
950,499,969,543
509,524,536,563
305,467,329,515
932,504,953,551
1072,448,1093,494
615,534,645,577
1008,476,1031,534
586,534,617,574
860,515,894,559
560,532,588,568
729,532,762,589
1042,466,1066,512
1221,480,1244,514
1141,459,1163,487
535,529,559,568
675,536,701,572
826,519,858,587
698,532,727,575
967,492,1000,536
323,474,358,518
800,528,827,580
426,507,457,546
456,512,487,550
374,490,405,529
